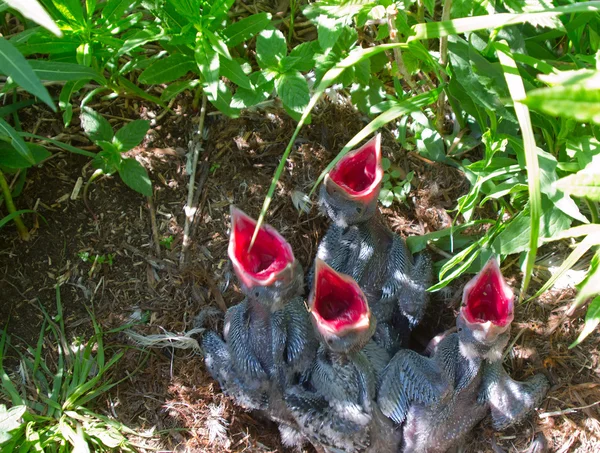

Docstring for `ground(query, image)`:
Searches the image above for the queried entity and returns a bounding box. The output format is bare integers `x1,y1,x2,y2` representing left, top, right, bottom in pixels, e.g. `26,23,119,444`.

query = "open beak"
228,206,296,289
459,258,515,339
309,259,371,339
324,134,383,206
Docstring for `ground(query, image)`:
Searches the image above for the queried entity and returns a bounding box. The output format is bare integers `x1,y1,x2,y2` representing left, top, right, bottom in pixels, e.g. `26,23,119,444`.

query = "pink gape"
328,135,383,204
228,207,295,289
463,259,514,328
311,259,371,336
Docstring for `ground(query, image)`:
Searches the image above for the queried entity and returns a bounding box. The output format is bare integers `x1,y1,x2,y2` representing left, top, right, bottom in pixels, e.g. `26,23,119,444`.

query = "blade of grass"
250,42,412,247
410,2,600,41
497,41,542,302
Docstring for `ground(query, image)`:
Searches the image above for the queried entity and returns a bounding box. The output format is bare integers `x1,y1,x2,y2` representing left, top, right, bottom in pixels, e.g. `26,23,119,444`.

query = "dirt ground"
0,92,599,453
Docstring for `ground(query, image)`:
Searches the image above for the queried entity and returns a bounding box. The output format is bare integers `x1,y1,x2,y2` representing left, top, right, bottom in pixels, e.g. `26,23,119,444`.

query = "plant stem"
387,8,417,92
192,85,203,110
0,169,29,240
436,0,453,133
586,198,599,224
180,94,208,268
288,0,296,42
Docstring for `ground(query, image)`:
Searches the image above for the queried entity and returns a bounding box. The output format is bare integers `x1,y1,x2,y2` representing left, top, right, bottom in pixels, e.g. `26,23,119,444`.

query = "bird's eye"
255,291,260,297
355,207,361,213
458,328,463,332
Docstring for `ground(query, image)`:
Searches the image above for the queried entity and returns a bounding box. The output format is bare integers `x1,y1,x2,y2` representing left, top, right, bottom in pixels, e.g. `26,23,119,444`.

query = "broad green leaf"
28,60,106,84
14,35,80,56
51,0,84,24
0,142,50,169
281,41,318,72
139,54,195,84
80,108,113,143
195,41,220,99
0,38,55,111
204,29,231,59
113,120,150,151
101,0,133,22
206,80,240,118
59,79,89,126
119,158,152,196
523,85,600,125
160,79,200,102
410,2,600,41
219,55,252,89
276,71,310,118
555,154,600,201
209,0,235,20
3,0,61,36
0,119,34,164
497,41,542,301
0,404,26,444
448,37,516,123
115,28,164,59
570,296,600,347
232,80,272,109
256,29,287,69
118,75,166,107
318,16,344,52
167,0,201,23
575,250,600,307
223,12,271,47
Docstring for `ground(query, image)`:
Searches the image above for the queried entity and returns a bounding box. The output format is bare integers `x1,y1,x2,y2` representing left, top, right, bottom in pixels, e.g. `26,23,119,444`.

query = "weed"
0,286,150,451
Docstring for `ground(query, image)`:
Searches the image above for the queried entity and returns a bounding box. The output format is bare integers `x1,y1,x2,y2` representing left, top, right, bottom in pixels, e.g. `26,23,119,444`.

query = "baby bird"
202,207,316,414
377,258,549,453
317,134,432,353
285,259,400,453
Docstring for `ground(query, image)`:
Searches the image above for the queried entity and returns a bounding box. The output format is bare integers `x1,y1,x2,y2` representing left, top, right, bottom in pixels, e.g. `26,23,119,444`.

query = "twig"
180,94,208,268
147,196,161,258
121,241,174,270
387,7,417,92
538,400,600,419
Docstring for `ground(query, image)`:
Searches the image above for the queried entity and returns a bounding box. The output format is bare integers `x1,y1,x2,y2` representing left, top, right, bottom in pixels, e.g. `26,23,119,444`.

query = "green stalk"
0,168,29,240
436,0,453,133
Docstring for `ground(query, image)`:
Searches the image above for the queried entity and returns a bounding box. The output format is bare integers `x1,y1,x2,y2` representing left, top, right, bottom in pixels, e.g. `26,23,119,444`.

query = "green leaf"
59,79,88,126
113,120,149,151
223,12,271,47
80,108,113,143
318,16,344,52
195,40,220,99
101,0,133,22
204,29,231,59
160,79,200,102
575,250,600,307
219,55,252,89
555,154,600,201
276,71,310,118
256,29,287,69
51,0,84,24
523,84,600,125
282,41,318,73
209,0,235,20
119,158,152,196
3,0,61,36
0,119,34,164
139,54,196,84
28,60,106,84
0,404,26,444
410,2,600,41
0,142,50,169
570,296,600,348
0,38,55,111
528,231,600,301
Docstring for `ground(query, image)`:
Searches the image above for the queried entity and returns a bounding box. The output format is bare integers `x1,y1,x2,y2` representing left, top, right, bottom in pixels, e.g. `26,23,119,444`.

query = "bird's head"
309,258,375,353
228,206,303,304
320,134,383,227
457,258,515,360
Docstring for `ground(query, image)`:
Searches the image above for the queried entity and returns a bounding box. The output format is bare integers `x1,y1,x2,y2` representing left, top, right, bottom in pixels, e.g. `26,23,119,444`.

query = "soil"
0,92,599,453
